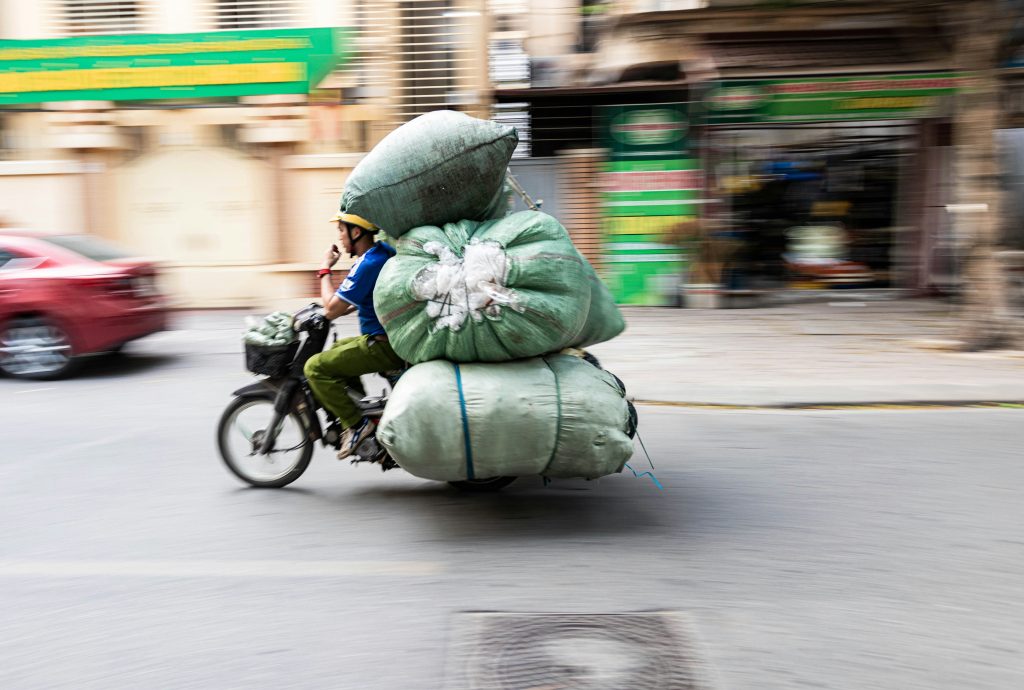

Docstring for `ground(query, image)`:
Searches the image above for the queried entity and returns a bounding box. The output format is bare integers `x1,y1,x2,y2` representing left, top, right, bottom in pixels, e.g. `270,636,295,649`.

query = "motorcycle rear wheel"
217,395,313,488
448,476,517,492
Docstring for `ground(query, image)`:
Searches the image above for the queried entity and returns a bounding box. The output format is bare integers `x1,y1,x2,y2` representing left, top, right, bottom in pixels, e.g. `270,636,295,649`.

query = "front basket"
244,341,299,377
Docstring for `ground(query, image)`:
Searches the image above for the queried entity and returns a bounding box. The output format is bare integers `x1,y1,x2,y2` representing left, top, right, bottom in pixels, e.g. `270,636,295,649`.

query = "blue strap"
625,462,664,490
541,356,563,474
453,363,475,480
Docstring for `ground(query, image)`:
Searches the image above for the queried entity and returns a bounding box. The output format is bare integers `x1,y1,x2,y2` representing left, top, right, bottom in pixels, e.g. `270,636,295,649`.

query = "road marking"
14,387,55,394
0,560,445,578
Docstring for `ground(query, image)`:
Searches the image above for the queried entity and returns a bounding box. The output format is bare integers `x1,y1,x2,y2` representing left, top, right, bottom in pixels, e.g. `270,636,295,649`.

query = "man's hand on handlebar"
291,303,323,332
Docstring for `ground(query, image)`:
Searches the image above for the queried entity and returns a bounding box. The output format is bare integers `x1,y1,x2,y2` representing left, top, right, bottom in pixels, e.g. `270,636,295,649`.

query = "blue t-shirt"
335,242,396,336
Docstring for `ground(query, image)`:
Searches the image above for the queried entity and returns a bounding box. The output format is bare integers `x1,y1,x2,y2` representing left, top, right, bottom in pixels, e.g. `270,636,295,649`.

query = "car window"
0,247,45,272
38,235,133,262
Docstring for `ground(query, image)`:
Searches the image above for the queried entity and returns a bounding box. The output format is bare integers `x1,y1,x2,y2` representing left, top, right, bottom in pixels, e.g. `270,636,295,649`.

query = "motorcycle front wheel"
217,395,313,488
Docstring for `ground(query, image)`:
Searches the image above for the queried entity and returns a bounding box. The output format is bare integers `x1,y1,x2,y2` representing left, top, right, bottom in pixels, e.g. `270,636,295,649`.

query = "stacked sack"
343,110,634,482
373,212,623,363
340,110,517,237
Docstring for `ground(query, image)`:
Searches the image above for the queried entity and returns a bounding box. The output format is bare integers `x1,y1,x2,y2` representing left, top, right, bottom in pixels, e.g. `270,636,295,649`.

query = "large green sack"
341,110,518,237
373,210,625,363
377,354,635,481
576,259,626,349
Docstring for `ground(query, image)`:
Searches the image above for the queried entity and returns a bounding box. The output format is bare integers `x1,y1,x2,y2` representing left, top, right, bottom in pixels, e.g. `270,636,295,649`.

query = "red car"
0,230,169,380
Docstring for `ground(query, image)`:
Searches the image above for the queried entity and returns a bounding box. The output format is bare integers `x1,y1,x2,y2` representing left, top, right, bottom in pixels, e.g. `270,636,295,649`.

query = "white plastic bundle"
410,240,523,331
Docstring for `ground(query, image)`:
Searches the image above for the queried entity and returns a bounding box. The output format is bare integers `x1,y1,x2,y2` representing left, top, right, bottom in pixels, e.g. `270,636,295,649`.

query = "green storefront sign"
605,103,690,160
0,27,350,105
602,104,696,306
703,73,967,124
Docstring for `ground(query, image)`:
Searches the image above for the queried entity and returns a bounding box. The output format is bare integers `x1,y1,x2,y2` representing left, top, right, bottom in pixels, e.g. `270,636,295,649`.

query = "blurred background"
3,4,1024,690
0,0,1021,311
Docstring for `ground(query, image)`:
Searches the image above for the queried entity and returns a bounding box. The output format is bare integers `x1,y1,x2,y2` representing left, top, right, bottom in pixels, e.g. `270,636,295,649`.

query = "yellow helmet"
328,211,379,233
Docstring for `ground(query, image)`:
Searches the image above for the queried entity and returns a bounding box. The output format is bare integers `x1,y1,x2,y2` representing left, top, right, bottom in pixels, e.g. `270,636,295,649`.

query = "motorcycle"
215,303,517,491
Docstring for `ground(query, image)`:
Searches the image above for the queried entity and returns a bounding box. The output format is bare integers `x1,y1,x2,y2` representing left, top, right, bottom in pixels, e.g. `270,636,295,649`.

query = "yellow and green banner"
0,27,350,105
703,73,966,124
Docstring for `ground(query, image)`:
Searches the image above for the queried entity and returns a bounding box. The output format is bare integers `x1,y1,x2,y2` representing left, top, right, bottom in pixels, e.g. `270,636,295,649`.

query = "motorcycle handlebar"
292,303,326,333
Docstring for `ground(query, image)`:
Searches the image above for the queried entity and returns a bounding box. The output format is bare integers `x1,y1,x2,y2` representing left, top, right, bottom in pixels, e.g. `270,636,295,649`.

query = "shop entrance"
708,121,926,291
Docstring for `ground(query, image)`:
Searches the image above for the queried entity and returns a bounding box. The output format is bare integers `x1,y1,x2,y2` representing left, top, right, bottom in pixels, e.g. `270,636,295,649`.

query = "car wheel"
0,317,77,380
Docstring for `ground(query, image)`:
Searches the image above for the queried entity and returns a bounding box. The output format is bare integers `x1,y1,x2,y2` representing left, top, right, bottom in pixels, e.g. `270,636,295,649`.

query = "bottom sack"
376,354,635,482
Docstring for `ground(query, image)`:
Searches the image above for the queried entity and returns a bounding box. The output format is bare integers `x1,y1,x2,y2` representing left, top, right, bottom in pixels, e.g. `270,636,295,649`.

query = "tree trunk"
954,0,1018,350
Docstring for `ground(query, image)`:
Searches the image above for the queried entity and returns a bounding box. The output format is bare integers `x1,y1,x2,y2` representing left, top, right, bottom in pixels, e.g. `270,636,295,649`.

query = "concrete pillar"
953,0,1016,347
305,0,349,27
0,0,53,39
150,0,208,33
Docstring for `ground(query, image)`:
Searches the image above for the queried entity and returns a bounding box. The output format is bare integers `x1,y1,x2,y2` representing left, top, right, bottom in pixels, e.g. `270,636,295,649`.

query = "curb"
632,399,1024,411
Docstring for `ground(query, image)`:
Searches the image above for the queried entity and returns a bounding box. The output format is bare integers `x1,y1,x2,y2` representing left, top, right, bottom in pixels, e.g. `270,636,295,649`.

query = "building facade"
0,0,488,307
3,1,1018,308
494,1,1020,305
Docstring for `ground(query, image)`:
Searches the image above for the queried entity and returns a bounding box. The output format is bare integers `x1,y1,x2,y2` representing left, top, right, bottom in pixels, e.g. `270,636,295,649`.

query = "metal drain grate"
444,612,711,690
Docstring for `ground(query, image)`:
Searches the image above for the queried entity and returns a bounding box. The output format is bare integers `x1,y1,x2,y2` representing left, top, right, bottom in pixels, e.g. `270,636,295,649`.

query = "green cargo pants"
303,335,404,428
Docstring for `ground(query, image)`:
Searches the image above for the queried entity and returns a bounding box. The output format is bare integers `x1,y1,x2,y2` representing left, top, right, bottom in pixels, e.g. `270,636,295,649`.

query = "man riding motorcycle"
304,211,401,460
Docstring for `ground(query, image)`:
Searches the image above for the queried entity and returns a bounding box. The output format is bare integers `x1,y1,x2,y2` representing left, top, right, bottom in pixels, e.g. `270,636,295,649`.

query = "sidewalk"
589,299,1024,406
168,299,1024,407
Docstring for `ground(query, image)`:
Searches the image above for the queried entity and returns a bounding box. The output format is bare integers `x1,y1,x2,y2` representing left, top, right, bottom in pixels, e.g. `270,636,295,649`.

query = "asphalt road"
1,318,1022,689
